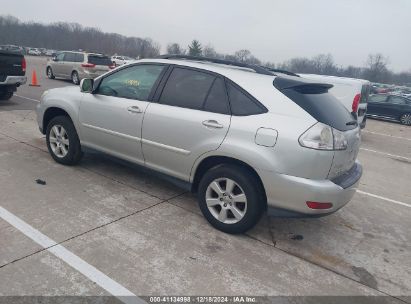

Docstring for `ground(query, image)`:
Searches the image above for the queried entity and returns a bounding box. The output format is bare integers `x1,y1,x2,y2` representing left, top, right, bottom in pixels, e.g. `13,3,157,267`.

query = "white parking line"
0,206,144,304
363,130,411,141
357,190,410,208
14,94,40,103
360,148,411,162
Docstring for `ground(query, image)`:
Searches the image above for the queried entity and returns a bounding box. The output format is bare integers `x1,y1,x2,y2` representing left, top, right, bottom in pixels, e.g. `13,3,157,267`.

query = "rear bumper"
258,162,362,217
0,75,27,86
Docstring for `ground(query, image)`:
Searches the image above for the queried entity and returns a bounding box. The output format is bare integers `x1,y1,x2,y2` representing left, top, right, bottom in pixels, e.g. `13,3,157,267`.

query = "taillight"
352,93,361,113
306,201,333,209
21,57,26,73
109,64,116,69
81,63,96,68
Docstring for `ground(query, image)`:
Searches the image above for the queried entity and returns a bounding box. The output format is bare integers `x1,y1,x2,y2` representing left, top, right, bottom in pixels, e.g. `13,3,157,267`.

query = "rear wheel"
71,71,80,85
47,67,55,79
198,164,265,234
400,113,411,126
46,116,83,165
0,90,13,100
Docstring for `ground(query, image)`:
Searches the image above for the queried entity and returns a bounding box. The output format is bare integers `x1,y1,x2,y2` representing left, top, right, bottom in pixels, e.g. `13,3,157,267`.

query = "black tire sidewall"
46,116,82,165
0,91,13,100
198,165,265,234
47,67,54,79
72,71,79,85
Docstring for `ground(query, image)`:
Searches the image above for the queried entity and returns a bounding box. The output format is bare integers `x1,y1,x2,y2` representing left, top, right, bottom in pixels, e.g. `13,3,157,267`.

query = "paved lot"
0,56,410,303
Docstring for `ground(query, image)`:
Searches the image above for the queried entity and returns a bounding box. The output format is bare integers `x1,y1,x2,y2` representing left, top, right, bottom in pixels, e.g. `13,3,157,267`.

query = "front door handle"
202,120,223,129
127,106,142,114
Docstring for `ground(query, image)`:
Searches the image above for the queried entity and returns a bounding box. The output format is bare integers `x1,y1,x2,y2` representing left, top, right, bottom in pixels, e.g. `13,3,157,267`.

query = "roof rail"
265,68,300,77
158,54,273,76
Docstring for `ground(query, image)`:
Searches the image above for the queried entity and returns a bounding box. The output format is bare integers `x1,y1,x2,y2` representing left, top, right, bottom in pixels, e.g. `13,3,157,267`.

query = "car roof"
137,58,276,84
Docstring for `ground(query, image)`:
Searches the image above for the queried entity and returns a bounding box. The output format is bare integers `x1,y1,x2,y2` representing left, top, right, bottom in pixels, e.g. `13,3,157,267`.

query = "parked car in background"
46,51,115,85
28,48,42,56
367,94,411,125
299,74,370,129
37,55,362,233
0,50,27,100
111,55,134,66
45,49,56,56
0,45,24,55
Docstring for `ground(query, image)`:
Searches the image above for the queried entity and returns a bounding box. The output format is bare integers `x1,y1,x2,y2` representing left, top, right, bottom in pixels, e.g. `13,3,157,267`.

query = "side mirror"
52,57,58,61
80,78,94,93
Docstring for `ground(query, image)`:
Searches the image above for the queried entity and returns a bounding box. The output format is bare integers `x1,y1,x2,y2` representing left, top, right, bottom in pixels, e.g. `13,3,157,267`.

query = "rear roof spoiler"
273,76,333,93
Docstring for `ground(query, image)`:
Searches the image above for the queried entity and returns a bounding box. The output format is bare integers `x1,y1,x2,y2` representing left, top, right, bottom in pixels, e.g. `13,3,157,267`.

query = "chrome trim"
82,123,141,142
141,138,191,155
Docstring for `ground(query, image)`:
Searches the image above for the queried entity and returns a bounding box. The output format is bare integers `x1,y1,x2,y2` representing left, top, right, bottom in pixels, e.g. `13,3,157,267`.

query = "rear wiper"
346,120,358,126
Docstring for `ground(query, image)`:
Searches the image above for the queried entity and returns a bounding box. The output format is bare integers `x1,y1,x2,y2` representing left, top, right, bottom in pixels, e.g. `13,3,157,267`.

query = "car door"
367,94,388,116
386,96,409,119
61,52,76,78
142,66,231,181
79,64,166,165
52,52,66,77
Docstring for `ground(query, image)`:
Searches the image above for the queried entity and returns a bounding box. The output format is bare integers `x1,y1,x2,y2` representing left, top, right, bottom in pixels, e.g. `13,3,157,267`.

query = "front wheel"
46,116,83,165
47,67,55,79
71,71,80,85
0,91,13,100
198,165,265,234
400,113,411,126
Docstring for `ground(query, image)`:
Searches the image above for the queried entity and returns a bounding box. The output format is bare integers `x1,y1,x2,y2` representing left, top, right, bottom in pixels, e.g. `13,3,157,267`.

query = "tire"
0,91,13,100
46,116,83,165
46,67,55,79
400,113,411,126
71,71,80,85
198,164,265,234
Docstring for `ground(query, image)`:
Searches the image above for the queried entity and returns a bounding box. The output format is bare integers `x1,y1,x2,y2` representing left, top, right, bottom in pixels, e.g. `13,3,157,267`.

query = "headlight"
299,123,347,151
40,90,49,101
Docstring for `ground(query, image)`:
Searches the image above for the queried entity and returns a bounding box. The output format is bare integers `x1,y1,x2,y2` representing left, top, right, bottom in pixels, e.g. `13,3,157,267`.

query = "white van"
299,74,370,129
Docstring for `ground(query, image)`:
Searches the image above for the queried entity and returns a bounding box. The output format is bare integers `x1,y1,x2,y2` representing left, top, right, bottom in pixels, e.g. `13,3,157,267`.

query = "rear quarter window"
88,55,112,66
227,82,266,116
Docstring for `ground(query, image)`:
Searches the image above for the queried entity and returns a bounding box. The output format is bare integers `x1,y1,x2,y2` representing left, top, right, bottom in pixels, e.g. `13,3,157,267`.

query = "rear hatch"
0,51,25,81
274,76,361,180
86,54,112,74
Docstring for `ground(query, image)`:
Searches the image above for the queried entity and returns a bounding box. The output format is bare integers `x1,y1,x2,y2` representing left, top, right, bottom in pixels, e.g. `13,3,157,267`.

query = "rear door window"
227,82,266,116
203,78,230,114
64,53,75,62
388,96,407,105
88,55,112,66
369,95,388,103
159,67,215,110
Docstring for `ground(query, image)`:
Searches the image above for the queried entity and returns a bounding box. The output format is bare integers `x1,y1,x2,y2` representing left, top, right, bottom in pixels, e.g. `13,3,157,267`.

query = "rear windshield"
281,88,357,131
88,55,112,66
360,84,370,103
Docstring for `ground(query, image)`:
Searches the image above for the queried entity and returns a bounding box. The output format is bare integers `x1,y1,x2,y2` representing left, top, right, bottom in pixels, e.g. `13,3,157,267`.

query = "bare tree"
234,49,251,63
202,44,218,58
167,43,185,55
364,53,389,82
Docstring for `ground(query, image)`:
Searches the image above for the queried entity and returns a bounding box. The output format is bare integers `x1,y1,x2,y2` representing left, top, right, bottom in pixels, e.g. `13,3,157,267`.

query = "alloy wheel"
49,125,70,158
400,114,411,125
205,178,247,224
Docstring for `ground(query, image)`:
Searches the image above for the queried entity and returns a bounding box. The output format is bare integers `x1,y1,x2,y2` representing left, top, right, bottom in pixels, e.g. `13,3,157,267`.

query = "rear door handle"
202,120,223,129
127,106,142,114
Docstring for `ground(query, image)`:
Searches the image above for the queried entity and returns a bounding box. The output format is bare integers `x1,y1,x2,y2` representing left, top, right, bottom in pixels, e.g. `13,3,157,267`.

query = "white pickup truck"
0,50,27,100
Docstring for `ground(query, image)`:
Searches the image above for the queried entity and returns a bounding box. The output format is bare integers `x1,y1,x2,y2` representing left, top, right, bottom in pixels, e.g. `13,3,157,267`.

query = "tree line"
1,15,410,86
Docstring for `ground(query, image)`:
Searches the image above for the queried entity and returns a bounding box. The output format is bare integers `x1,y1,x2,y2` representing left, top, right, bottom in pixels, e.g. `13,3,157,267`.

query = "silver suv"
46,51,114,85
36,55,362,234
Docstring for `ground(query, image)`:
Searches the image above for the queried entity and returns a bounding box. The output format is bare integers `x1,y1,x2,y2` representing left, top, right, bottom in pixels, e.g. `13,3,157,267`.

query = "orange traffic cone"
29,70,41,87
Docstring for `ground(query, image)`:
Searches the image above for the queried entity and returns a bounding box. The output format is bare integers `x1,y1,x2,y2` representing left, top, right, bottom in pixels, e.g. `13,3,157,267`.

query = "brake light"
109,64,116,69
352,93,361,113
306,201,333,209
21,57,26,73
81,63,96,68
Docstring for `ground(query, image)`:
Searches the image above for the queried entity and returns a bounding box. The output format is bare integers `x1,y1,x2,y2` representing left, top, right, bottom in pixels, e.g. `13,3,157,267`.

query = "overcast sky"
3,0,410,71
